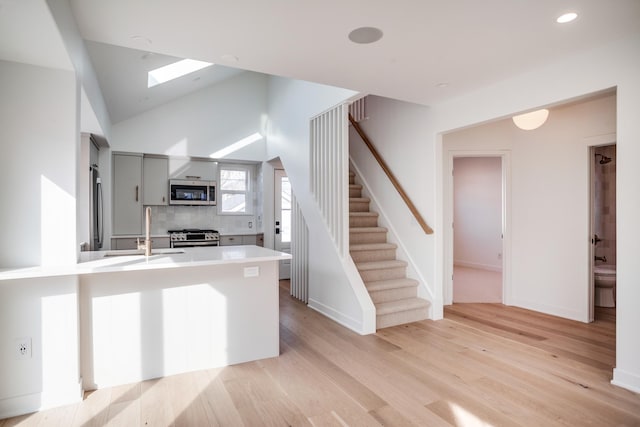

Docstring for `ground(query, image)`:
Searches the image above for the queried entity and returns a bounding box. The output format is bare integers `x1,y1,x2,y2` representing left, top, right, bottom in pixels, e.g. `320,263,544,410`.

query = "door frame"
586,133,616,322
274,168,291,279
443,149,512,306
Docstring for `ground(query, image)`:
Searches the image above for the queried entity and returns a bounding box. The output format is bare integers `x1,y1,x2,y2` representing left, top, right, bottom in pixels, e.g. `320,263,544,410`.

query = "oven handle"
171,240,219,248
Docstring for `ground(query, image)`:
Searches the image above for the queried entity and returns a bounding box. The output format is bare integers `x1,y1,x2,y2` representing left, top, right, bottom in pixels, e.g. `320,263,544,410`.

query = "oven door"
171,240,219,248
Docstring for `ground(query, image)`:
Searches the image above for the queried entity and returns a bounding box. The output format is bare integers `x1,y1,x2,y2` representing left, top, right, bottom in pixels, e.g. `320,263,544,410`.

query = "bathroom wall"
594,145,616,265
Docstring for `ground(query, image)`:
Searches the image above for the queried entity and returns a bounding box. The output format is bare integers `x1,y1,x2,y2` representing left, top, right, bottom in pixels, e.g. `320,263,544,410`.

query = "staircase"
349,171,430,329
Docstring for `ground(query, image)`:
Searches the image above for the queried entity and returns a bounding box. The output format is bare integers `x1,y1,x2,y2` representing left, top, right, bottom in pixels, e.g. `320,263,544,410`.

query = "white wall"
110,72,268,160
0,60,78,267
0,276,81,419
266,77,376,333
453,157,502,271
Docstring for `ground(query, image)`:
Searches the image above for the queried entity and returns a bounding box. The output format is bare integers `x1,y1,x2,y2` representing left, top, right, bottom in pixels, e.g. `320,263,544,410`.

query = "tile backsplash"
146,205,257,234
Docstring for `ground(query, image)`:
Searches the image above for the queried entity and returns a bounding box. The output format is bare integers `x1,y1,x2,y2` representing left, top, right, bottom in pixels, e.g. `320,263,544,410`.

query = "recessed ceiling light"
348,27,383,44
148,59,213,88
556,12,578,24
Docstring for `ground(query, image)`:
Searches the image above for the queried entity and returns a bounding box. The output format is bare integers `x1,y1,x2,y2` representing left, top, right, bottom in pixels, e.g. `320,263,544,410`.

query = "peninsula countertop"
0,246,291,281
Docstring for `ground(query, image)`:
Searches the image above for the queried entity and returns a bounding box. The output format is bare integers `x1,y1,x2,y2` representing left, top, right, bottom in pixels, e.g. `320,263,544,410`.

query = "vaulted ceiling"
2,1,640,125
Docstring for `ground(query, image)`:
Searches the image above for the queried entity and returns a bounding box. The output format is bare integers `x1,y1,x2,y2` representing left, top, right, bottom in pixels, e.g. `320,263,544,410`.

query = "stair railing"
349,114,434,235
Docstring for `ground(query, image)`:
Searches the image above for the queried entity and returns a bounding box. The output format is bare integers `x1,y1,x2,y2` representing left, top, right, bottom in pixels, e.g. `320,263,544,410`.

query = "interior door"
274,169,291,279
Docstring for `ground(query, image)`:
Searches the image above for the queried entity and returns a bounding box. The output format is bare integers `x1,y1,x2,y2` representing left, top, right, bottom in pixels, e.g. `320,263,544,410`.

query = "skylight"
147,59,213,88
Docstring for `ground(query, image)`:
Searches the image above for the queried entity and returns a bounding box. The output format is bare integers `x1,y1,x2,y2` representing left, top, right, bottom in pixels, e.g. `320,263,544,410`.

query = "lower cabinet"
111,236,170,250
220,234,263,246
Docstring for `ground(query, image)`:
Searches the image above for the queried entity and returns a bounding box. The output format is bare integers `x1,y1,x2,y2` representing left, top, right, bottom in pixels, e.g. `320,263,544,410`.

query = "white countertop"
0,246,291,281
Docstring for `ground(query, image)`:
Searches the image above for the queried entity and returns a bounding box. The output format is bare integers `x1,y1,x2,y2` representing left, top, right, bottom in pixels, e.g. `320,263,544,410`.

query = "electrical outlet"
244,266,259,277
15,337,31,360
498,252,502,260
248,221,253,229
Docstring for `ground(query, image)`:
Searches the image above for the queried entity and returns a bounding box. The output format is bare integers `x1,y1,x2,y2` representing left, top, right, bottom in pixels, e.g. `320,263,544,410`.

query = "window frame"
217,164,254,216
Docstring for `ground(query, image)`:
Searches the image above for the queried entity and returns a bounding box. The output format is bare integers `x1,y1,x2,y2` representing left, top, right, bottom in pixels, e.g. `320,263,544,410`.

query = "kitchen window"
219,165,252,214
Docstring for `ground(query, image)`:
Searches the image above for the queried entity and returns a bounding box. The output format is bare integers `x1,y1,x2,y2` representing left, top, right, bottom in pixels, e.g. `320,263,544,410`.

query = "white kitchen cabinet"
113,153,143,235
169,158,216,181
143,156,168,205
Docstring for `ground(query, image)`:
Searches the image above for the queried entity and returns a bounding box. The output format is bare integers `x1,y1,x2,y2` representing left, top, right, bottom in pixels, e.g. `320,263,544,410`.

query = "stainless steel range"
168,229,220,248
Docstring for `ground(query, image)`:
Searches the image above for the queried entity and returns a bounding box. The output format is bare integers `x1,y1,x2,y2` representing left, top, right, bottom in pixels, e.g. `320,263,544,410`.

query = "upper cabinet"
169,158,216,181
113,153,143,235
143,156,169,205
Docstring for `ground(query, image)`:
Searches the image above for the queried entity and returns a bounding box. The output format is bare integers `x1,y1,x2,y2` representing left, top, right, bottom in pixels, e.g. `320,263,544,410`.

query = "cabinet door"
241,235,257,245
169,159,216,181
143,157,169,205
113,154,143,235
220,235,241,246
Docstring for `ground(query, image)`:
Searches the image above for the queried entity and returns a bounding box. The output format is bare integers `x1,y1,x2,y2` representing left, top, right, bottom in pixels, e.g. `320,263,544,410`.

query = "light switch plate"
244,266,259,277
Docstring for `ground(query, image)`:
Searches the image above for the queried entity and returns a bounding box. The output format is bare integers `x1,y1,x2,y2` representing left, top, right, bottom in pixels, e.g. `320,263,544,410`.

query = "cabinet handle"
186,175,201,180
162,196,165,203
135,185,139,202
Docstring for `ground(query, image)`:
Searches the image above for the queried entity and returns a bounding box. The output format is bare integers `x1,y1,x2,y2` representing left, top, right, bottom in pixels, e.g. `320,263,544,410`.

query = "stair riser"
349,188,362,198
349,201,370,212
350,216,378,227
350,232,387,244
359,267,406,282
349,175,355,185
377,307,429,329
351,249,397,262
369,287,418,303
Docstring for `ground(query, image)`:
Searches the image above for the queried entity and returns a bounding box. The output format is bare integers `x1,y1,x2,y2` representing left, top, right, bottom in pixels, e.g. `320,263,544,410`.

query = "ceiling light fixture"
556,12,578,23
348,27,383,44
148,59,213,88
512,109,549,130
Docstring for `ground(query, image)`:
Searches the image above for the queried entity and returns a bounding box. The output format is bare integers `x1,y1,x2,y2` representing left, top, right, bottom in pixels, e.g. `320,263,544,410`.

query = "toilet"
594,265,616,307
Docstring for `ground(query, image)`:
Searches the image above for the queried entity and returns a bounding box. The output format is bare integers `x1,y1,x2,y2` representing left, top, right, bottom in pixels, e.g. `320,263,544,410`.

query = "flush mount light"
556,12,578,23
512,109,549,130
131,35,152,45
348,27,383,44
148,59,213,88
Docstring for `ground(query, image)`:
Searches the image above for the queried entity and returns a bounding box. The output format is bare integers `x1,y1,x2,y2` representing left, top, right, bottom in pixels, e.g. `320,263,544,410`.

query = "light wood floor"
2,281,638,426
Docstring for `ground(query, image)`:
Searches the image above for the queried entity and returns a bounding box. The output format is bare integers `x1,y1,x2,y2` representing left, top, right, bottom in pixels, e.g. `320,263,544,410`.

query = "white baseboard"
510,298,587,323
0,379,83,419
454,260,502,272
612,368,640,393
307,298,367,335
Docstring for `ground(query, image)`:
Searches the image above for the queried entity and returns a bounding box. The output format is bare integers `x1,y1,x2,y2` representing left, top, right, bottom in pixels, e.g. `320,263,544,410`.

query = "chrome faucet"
137,207,152,257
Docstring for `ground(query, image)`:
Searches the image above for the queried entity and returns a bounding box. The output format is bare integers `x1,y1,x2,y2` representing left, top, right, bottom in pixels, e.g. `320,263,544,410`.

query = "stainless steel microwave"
169,179,216,205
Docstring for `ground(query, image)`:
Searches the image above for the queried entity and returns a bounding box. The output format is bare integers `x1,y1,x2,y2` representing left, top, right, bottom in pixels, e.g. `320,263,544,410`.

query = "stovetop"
168,228,218,234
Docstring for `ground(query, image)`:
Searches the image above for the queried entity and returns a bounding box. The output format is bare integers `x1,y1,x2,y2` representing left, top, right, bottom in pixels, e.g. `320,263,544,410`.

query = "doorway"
274,169,291,279
444,150,511,306
452,156,504,303
589,142,617,322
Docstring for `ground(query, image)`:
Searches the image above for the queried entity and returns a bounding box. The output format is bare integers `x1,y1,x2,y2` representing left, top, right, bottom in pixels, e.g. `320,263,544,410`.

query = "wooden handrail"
349,114,434,235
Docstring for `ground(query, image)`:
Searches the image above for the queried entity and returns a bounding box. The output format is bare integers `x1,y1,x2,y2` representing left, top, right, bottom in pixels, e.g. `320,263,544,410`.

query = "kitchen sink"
103,248,185,257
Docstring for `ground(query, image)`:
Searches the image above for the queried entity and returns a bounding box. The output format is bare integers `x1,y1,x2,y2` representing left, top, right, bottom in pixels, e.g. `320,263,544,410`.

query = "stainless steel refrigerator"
89,142,103,250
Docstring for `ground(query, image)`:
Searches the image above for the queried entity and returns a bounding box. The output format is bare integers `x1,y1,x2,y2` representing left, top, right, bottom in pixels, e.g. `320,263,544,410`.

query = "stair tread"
375,298,430,315
350,227,387,233
365,278,419,291
349,211,378,217
350,243,397,251
356,259,407,271
349,197,370,202
349,184,362,188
